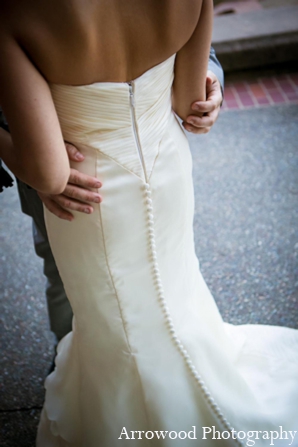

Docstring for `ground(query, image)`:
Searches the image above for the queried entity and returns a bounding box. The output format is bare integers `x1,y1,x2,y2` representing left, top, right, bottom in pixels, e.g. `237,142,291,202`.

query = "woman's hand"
183,71,223,134
38,143,102,221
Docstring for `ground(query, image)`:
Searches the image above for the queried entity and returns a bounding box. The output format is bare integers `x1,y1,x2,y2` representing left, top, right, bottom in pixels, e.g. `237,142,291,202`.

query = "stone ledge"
212,6,298,71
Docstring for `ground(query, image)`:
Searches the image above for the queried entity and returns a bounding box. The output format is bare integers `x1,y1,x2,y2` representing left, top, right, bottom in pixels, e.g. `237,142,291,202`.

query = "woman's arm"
0,31,70,194
172,0,213,122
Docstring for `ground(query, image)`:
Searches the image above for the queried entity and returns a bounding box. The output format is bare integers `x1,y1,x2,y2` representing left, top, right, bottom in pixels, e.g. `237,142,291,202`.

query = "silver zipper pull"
128,82,134,106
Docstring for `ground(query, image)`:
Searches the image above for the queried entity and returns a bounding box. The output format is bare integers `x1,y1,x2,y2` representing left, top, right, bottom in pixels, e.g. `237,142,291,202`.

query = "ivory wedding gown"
36,54,298,447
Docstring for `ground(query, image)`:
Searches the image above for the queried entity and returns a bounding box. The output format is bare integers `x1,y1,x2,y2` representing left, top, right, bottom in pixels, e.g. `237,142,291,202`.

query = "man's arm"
184,46,224,135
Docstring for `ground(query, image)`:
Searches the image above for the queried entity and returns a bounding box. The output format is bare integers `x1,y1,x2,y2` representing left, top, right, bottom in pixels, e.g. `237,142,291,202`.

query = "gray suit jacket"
209,47,224,91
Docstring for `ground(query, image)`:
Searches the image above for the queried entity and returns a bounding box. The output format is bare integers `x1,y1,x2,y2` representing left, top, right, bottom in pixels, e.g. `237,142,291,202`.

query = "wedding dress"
36,54,298,447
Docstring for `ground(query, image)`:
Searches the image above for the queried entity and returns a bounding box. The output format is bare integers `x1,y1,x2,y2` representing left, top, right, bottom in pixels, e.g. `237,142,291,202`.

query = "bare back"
1,0,204,85
0,0,212,193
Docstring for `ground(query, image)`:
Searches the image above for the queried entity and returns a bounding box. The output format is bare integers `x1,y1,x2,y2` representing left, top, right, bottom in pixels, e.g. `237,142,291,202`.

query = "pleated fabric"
50,55,174,181
37,54,298,447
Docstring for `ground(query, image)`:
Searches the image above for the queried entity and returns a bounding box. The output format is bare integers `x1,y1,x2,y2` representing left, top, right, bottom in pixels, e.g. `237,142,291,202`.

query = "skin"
0,0,216,215
38,72,223,222
184,71,223,134
0,73,222,222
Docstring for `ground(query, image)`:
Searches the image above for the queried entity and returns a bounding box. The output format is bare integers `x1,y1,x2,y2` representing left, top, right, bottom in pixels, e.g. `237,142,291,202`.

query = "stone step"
212,6,298,71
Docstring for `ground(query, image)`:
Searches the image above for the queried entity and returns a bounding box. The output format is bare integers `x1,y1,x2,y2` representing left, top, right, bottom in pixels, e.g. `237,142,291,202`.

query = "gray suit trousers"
17,180,73,342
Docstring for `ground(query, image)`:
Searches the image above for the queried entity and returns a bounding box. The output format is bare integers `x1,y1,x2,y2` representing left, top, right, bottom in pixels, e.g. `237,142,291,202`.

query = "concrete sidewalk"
1,103,298,446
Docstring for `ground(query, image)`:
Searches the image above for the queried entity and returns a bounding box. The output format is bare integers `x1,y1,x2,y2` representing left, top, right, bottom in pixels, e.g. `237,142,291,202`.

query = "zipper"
128,81,148,183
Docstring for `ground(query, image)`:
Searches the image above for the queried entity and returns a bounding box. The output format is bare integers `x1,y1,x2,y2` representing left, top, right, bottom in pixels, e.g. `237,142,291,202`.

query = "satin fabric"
36,55,298,447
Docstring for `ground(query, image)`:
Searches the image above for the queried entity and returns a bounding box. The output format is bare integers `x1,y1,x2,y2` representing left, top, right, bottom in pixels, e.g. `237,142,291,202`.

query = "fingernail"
84,208,91,214
75,153,84,161
94,196,101,203
95,181,102,188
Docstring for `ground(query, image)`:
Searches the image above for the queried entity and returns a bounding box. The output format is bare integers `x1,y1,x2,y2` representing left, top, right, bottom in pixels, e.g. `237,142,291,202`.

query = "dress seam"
95,151,152,439
148,141,161,182
91,141,145,181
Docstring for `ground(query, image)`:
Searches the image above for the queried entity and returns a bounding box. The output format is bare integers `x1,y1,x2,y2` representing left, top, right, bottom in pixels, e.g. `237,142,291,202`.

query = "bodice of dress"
50,54,176,182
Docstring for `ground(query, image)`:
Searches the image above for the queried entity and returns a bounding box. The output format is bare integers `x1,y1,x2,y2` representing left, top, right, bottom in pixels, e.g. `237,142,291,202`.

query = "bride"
0,1,297,446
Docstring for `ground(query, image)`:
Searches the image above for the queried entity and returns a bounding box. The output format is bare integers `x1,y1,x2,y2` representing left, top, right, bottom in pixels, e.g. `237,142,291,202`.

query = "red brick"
225,99,240,109
256,97,270,105
232,81,248,92
276,80,296,94
286,92,298,102
223,87,236,100
223,73,298,110
249,83,266,98
240,97,254,107
269,91,285,103
261,78,277,89
238,91,255,101
289,73,298,86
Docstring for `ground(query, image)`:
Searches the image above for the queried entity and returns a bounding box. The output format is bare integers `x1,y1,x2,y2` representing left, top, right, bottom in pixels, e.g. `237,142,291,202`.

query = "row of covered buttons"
141,182,242,446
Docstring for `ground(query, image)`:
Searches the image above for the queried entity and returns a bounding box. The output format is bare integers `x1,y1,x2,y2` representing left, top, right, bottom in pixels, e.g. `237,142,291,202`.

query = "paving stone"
189,104,298,328
0,409,41,447
0,186,55,412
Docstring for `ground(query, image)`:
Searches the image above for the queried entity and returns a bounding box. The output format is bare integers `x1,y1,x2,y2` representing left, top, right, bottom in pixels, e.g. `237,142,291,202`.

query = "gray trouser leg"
17,180,73,341
32,221,73,342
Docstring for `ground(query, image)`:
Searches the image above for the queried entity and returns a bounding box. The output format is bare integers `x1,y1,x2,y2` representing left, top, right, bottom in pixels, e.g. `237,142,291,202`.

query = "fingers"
205,76,213,87
205,75,223,108
184,106,219,134
190,74,223,116
63,183,102,204
185,77,222,134
182,121,211,134
38,193,74,221
38,165,103,220
186,113,215,129
191,99,217,115
65,142,85,162
49,194,95,214
69,168,102,189
50,169,103,217
206,70,218,84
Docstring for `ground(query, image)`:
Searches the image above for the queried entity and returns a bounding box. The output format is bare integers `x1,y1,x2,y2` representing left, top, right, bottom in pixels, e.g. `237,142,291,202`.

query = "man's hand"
183,71,223,134
38,143,102,221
